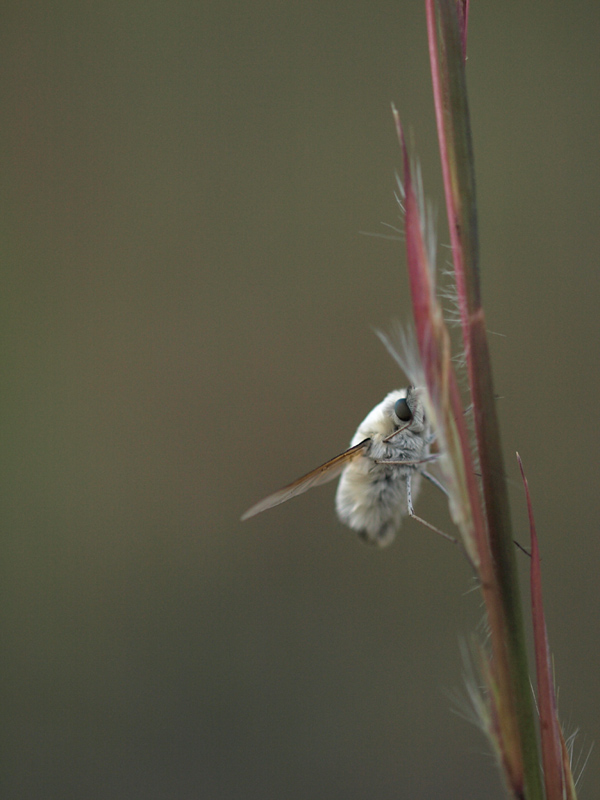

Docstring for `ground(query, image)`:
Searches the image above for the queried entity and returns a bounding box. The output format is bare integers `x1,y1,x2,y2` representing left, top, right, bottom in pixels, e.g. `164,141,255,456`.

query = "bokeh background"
3,3,599,798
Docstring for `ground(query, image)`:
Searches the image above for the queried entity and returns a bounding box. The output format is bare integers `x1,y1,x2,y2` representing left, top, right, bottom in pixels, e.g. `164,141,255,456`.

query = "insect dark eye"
394,398,412,422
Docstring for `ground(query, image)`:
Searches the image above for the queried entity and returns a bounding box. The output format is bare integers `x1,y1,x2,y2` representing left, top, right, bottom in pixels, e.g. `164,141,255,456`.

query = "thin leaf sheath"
519,455,569,800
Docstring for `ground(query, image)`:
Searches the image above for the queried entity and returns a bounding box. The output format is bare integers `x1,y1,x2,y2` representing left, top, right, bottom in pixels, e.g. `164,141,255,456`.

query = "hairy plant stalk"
353,2,585,797
425,3,544,797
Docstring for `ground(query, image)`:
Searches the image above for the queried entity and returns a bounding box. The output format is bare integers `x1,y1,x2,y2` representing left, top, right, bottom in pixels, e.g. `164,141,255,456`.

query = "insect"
241,386,452,547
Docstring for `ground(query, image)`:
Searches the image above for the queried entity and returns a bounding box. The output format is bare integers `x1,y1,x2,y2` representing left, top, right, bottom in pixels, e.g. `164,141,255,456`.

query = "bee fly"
242,386,453,547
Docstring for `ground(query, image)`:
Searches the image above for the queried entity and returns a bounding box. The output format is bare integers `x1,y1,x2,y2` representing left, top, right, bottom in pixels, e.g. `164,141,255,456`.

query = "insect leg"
406,474,458,545
374,458,450,500
374,454,440,467
421,470,449,498
513,540,532,557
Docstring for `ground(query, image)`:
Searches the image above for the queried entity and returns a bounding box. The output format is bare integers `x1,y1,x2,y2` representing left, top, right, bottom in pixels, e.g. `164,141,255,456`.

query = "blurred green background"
3,3,599,798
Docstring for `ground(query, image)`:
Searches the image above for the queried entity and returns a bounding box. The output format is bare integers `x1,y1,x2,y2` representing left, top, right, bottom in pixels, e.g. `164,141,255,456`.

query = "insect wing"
241,439,370,520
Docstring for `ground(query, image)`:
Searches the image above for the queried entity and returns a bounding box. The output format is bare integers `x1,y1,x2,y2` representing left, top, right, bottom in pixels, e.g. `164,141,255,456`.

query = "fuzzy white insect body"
335,387,430,546
241,385,434,548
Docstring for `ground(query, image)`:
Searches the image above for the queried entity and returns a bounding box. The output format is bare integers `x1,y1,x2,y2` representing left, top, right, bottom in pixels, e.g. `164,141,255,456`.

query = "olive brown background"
3,3,599,798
